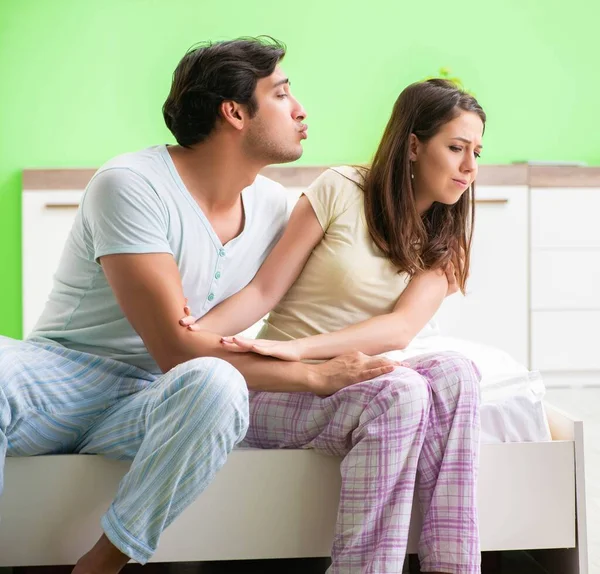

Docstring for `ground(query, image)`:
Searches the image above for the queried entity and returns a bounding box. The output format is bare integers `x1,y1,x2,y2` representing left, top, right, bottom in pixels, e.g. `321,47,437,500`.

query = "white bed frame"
0,402,587,572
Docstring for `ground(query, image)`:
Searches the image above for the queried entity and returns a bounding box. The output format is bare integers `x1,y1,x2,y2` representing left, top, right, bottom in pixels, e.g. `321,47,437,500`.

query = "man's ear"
220,100,247,131
408,133,420,161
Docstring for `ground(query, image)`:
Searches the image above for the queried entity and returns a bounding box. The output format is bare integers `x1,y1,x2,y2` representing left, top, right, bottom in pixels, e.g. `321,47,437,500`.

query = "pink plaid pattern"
242,351,481,574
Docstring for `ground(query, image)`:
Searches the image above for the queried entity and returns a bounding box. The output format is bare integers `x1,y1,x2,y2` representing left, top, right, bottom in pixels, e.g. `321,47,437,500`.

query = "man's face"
243,66,308,164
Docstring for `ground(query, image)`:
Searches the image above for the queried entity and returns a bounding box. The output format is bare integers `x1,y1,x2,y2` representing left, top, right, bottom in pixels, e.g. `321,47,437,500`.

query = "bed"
0,333,588,573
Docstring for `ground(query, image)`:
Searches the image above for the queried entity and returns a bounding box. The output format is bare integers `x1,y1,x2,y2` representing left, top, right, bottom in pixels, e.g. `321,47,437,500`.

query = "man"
0,37,396,573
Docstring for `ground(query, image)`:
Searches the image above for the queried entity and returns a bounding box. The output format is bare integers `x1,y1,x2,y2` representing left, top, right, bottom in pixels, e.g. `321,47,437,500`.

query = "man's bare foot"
71,534,130,574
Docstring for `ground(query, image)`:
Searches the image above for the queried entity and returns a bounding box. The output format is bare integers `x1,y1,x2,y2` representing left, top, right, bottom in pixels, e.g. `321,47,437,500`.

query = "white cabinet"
531,250,600,310
22,190,83,336
530,187,600,384
532,311,600,371
433,186,529,366
531,188,600,249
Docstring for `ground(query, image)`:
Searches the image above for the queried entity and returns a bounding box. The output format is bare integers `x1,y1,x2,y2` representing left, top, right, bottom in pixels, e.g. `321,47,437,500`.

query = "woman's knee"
366,367,432,413
412,351,481,401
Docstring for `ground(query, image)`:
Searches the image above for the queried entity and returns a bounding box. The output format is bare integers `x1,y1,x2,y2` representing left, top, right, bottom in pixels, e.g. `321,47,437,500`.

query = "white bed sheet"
384,335,552,444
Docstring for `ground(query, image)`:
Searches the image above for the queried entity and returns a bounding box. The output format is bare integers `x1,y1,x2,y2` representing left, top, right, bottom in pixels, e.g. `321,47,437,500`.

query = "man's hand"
307,351,403,397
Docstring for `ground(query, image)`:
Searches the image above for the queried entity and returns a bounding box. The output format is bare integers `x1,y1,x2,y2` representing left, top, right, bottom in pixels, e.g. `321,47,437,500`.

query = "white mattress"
384,335,552,444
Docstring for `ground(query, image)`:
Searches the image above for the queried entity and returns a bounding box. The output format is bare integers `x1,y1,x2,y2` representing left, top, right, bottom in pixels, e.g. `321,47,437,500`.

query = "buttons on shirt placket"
206,248,226,307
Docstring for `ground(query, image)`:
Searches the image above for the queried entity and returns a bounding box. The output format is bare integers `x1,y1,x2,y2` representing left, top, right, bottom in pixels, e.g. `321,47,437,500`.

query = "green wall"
1,0,598,338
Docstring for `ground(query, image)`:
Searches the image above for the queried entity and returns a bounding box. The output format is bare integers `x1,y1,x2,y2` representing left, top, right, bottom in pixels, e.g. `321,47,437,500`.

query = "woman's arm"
223,267,452,360
297,267,449,359
183,196,324,336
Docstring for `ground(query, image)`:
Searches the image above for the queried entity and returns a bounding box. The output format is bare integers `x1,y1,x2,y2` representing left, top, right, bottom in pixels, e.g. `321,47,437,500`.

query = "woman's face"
410,111,484,214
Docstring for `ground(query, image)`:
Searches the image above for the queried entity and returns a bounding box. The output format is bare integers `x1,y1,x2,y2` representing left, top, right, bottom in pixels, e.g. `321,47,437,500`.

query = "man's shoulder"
80,147,172,224
98,145,164,171
90,146,166,188
250,174,288,208
253,173,286,194
242,174,289,231
83,146,172,205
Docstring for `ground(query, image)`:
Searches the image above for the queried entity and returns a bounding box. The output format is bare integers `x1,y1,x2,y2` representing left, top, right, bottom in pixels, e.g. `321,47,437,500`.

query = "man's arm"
101,252,397,394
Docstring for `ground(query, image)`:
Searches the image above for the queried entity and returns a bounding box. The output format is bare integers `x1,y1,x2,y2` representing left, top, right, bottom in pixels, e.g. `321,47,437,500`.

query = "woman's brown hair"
360,78,486,293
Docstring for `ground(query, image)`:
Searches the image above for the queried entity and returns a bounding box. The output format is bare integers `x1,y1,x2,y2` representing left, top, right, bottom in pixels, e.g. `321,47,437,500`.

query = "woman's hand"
179,299,202,329
444,261,459,297
220,336,304,362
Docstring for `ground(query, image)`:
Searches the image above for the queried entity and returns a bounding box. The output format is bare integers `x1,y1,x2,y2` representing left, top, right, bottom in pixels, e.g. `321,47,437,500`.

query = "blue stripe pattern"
0,335,249,563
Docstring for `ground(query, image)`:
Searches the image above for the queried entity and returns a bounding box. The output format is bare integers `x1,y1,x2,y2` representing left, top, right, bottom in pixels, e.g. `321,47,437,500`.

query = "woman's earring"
410,162,415,180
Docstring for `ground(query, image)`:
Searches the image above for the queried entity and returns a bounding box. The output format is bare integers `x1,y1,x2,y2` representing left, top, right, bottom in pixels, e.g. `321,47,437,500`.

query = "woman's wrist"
293,337,311,361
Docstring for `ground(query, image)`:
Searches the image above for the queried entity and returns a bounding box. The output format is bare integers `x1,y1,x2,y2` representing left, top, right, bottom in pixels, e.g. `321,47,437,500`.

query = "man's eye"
277,93,288,99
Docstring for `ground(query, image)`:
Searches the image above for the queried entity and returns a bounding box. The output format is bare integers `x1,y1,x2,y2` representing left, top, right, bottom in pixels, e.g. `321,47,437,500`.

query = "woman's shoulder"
313,165,366,201
302,166,366,222
325,165,367,188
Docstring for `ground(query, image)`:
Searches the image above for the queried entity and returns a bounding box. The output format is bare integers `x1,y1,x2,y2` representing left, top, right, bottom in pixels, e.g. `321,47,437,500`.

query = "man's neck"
167,139,264,214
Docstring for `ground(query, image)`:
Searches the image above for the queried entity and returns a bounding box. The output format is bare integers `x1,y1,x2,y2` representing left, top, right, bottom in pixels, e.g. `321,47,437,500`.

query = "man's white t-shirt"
30,145,288,374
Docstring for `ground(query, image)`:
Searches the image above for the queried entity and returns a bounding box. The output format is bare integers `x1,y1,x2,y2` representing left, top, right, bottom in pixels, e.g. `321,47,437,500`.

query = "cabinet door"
22,190,83,336
532,187,600,248
530,187,600,382
531,250,600,310
433,186,529,366
531,310,600,371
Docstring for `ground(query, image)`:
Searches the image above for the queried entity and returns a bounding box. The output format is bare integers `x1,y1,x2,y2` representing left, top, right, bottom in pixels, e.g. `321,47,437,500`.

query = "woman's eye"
277,93,288,99
450,145,462,152
474,151,481,159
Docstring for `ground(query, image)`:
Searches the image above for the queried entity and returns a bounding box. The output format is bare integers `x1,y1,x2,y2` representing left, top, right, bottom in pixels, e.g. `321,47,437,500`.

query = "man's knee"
0,338,24,399
170,357,249,435
0,337,19,379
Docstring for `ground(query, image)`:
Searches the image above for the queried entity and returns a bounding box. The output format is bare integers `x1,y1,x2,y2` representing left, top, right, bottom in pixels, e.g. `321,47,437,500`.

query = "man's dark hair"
163,37,286,147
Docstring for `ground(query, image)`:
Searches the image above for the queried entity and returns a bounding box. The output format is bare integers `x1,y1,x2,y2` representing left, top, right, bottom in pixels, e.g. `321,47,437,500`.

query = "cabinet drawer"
531,250,600,310
531,311,600,370
22,190,83,336
532,188,600,248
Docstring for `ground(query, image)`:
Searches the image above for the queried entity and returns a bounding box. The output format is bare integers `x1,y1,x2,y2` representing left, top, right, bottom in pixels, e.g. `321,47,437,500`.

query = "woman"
182,79,485,574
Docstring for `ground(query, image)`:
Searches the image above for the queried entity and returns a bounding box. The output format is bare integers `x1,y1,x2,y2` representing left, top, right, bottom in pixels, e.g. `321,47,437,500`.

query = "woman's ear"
408,133,419,162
